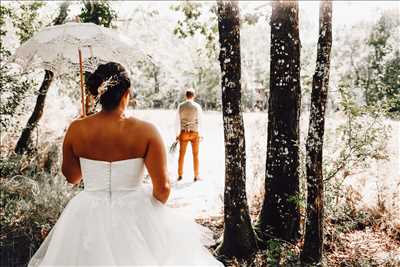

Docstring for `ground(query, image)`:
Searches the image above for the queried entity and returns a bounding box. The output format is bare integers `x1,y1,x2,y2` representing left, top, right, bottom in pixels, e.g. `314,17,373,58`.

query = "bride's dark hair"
86,62,131,111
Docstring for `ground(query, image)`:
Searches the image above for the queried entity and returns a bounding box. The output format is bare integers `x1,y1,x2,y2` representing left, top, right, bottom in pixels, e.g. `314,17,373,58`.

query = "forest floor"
197,202,400,266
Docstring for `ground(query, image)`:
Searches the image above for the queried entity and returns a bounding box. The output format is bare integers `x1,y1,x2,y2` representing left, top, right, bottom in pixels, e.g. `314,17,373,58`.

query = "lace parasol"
9,22,146,76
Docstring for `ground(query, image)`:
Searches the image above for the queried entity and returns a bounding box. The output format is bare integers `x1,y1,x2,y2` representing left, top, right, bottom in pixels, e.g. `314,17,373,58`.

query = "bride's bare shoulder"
125,116,159,136
64,114,95,136
64,118,81,136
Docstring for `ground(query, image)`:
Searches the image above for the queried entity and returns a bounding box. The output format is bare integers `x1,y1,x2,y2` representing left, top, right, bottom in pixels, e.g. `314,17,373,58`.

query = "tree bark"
15,70,54,154
154,63,160,93
301,0,332,264
256,0,301,242
215,0,257,260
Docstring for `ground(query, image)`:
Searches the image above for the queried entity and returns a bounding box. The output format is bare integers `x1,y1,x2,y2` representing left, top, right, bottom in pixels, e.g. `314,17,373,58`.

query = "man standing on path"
176,88,203,182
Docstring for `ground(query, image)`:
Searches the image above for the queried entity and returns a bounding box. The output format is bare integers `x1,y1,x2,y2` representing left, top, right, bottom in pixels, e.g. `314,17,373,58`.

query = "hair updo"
86,62,131,111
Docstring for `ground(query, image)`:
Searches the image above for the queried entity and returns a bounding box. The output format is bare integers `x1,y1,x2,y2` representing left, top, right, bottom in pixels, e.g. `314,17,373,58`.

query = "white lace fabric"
9,22,145,76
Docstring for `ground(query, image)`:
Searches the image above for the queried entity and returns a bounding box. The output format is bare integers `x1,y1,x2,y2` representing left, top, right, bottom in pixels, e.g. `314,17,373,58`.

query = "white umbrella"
10,22,145,74
9,22,147,115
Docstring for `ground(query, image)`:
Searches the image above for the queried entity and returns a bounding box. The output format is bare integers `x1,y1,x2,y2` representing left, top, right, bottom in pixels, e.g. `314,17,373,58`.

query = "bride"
29,62,222,266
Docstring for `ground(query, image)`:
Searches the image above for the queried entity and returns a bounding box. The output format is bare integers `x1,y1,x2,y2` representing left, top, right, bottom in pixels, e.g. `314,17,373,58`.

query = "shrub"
0,149,79,266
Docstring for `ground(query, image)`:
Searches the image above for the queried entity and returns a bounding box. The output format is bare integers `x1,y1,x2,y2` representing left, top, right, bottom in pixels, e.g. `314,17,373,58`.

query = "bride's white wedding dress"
28,158,222,266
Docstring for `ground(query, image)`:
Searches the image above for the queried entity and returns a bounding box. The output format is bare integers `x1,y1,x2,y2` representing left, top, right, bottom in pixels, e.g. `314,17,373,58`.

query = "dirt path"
131,109,267,219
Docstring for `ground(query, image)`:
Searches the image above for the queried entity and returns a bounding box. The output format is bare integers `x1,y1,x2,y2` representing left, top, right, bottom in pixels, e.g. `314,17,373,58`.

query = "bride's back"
62,62,169,204
69,113,151,162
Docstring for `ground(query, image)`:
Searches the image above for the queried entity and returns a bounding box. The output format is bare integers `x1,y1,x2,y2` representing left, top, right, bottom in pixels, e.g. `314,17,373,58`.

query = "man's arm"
197,104,203,138
175,104,181,140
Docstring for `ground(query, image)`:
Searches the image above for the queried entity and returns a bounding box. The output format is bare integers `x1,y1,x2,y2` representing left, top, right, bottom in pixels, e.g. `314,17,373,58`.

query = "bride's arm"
62,121,82,184
144,124,171,204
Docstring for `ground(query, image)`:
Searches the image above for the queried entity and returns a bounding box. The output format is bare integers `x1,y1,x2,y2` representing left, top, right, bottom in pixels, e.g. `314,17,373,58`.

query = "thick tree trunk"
256,0,301,242
215,0,257,260
301,0,332,264
15,70,54,154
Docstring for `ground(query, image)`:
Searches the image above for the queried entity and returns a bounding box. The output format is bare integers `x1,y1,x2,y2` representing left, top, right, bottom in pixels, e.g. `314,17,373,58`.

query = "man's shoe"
194,176,201,182
177,176,183,182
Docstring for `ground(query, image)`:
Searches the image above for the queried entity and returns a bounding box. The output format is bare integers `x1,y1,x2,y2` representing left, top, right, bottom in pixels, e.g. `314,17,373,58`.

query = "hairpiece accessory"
98,75,118,96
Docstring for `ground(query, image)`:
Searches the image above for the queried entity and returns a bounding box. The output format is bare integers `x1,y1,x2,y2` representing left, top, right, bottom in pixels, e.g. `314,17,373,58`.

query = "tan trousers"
178,131,199,177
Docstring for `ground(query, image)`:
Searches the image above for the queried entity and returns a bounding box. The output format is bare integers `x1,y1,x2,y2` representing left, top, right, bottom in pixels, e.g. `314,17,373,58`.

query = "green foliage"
171,2,268,112
11,1,45,43
131,56,181,109
171,2,222,110
79,0,117,28
262,239,299,266
135,89,180,109
355,11,400,115
323,84,390,225
329,204,372,234
0,144,80,266
135,57,161,94
172,2,262,56
0,4,38,135
287,193,304,210
172,2,202,38
0,72,35,133
240,85,257,112
172,2,218,57
0,5,12,37
382,50,400,114
192,66,221,110
265,239,283,265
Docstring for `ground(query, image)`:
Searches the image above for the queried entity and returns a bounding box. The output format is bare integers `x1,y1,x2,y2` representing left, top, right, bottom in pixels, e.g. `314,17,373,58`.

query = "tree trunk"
215,0,257,260
15,70,54,154
301,0,332,264
154,64,160,94
256,0,301,242
15,2,69,154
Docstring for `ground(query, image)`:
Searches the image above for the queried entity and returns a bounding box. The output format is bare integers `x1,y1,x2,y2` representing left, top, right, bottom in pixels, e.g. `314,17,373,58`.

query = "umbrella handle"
87,46,94,114
78,48,86,117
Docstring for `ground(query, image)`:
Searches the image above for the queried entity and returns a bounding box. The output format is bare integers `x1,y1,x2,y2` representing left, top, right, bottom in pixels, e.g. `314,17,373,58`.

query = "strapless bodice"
80,158,145,191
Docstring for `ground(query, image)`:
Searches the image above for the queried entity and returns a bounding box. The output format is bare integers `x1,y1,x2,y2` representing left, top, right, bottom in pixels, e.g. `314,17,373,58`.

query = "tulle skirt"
28,186,223,266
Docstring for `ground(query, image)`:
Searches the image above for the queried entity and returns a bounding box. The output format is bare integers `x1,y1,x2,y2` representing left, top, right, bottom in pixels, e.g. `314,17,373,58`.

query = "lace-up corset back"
80,158,145,191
